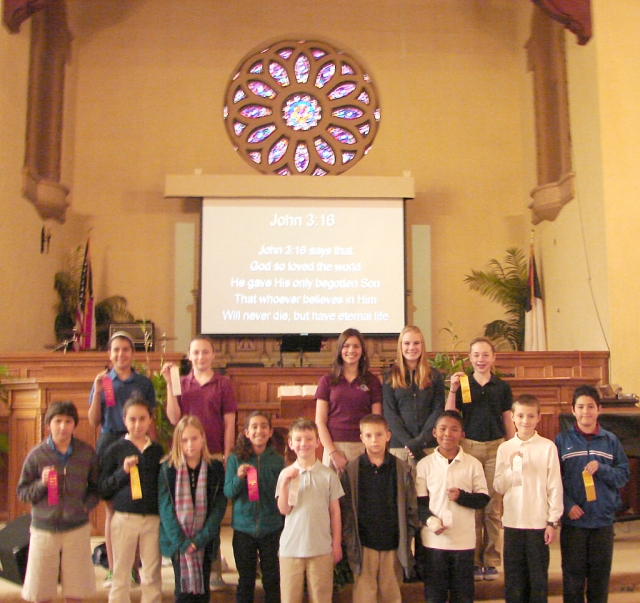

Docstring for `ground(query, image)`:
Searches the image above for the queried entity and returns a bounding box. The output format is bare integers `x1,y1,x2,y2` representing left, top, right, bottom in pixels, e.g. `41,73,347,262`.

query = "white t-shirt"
415,446,488,550
276,460,344,557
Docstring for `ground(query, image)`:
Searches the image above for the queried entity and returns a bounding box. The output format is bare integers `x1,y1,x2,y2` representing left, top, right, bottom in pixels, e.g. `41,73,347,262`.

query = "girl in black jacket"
383,326,445,464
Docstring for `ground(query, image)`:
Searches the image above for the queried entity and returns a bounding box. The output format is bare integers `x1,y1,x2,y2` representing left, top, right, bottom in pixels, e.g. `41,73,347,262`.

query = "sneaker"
484,566,499,581
102,570,113,588
474,566,484,581
210,576,227,591
131,568,140,585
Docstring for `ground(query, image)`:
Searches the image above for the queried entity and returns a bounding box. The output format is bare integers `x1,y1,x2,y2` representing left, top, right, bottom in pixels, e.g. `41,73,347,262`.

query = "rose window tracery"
223,39,380,175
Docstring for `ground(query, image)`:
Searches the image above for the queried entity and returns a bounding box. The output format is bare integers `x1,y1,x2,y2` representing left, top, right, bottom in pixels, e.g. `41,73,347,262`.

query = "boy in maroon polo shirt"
162,335,237,589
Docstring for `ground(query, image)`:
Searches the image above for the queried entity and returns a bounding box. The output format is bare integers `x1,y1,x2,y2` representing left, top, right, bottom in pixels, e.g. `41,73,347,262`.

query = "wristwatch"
547,521,559,529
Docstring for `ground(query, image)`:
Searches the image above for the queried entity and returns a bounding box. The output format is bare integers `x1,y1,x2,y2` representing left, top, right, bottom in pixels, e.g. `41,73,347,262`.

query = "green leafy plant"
151,372,172,453
429,323,468,391
134,322,175,453
0,364,10,469
133,359,173,454
0,364,9,402
464,247,528,351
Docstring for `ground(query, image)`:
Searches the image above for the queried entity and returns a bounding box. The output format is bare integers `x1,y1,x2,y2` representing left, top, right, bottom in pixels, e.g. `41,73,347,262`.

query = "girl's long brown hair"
330,328,371,385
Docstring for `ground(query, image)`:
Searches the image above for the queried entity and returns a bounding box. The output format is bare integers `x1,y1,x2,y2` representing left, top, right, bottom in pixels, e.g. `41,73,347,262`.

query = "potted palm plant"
464,247,528,351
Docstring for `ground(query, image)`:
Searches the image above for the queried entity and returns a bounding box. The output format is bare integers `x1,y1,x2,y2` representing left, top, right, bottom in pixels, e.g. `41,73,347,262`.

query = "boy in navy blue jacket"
555,385,629,603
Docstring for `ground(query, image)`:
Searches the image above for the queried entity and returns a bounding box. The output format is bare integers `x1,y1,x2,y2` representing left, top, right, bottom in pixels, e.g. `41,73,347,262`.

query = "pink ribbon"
246,466,259,501
103,376,116,407
48,468,58,505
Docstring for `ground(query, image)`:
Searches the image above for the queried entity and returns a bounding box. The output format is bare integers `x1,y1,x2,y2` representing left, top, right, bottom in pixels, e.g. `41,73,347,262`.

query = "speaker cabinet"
0,514,30,585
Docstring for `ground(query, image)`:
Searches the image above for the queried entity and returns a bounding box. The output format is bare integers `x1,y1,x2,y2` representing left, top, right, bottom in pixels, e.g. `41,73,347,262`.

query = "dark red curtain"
533,0,592,45
3,0,51,33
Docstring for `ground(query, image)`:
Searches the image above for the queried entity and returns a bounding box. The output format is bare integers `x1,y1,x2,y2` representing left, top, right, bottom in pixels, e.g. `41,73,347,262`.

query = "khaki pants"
22,523,95,602
280,554,334,603
389,447,434,473
110,512,162,603
353,547,403,603
461,437,503,568
322,441,365,471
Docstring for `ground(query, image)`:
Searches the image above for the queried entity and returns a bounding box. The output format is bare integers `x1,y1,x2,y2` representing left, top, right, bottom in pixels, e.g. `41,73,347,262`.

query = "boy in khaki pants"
276,418,344,603
341,414,420,603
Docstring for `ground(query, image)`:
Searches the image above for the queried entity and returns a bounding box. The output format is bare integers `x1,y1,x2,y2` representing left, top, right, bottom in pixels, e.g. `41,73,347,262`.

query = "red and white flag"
74,237,96,350
524,243,547,351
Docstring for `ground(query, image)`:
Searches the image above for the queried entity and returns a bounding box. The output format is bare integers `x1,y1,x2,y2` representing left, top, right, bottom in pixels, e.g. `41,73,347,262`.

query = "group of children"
15,329,631,603
18,391,228,603
289,388,629,603
16,331,233,603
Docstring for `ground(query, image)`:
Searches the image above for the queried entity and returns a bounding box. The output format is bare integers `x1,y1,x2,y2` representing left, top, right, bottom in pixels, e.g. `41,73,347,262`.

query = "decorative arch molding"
532,0,592,46
4,0,71,223
2,0,49,33
526,5,574,226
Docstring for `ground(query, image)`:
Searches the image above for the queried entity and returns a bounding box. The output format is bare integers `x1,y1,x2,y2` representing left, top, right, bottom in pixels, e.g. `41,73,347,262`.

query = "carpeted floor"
2,523,640,602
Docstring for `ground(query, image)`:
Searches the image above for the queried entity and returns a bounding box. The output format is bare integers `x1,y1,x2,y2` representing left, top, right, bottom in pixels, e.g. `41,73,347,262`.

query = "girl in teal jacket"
224,411,284,603
159,415,227,603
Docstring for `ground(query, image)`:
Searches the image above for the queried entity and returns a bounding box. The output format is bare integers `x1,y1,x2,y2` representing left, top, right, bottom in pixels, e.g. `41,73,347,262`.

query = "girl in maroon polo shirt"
315,328,382,474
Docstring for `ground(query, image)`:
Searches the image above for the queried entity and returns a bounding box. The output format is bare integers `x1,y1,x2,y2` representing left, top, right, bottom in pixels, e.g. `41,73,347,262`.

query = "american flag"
74,238,96,350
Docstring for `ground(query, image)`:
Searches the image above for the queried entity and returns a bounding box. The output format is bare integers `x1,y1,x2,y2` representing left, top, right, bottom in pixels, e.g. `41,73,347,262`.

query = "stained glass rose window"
223,39,380,175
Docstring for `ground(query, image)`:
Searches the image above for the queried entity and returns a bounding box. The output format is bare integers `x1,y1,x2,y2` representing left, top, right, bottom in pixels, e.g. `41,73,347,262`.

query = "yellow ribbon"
460,374,472,404
582,469,596,502
130,465,143,500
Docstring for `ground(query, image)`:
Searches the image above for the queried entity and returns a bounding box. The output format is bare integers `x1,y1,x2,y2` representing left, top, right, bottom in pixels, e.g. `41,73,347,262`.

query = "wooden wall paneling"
536,412,559,441
0,350,610,381
279,396,317,421
266,383,281,403
0,415,8,521
232,381,264,405
0,352,183,381
8,383,43,519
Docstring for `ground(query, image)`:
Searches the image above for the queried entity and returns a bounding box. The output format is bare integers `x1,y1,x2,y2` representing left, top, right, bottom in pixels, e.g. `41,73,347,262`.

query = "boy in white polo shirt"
494,394,563,603
415,411,489,603
276,418,344,603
